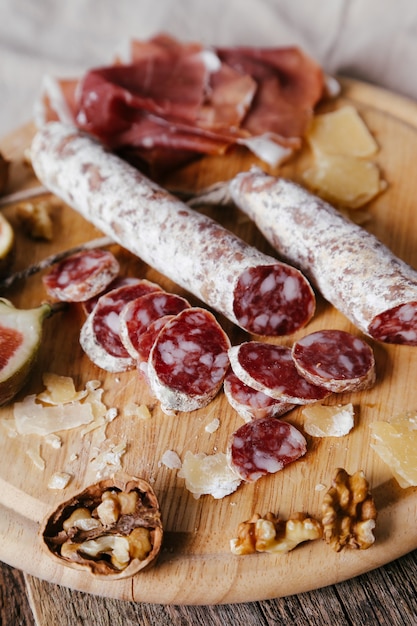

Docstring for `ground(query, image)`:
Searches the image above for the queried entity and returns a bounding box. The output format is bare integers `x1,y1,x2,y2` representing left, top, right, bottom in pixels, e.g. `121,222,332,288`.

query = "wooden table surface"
1,552,416,625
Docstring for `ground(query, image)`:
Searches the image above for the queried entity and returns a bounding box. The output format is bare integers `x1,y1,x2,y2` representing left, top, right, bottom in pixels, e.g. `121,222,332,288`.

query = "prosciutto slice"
35,34,326,173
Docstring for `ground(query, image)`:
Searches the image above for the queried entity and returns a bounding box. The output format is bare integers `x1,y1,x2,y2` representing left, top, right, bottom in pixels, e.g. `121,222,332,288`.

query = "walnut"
41,475,163,578
230,511,322,556
15,199,55,240
321,468,377,552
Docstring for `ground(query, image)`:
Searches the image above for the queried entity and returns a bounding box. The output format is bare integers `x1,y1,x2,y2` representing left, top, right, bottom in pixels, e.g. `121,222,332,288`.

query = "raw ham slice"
79,279,163,372
35,34,327,173
147,307,231,412
42,249,119,302
228,341,331,404
223,370,295,422
227,417,307,482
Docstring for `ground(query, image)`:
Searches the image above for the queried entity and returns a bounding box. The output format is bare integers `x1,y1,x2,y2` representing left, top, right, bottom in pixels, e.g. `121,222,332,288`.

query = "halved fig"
41,475,163,579
0,298,59,405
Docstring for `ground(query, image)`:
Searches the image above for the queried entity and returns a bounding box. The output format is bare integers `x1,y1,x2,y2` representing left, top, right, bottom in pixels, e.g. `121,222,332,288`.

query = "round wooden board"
0,78,416,605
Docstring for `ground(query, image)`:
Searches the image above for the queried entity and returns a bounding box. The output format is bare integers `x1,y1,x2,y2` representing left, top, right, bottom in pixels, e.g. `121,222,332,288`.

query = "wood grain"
0,78,416,605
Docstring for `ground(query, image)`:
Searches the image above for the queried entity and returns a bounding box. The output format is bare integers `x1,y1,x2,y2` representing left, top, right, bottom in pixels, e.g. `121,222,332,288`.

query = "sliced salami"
136,314,176,374
227,417,307,482
228,341,331,404
229,170,417,345
82,276,140,315
31,123,315,337
147,307,231,412
119,291,190,359
42,249,119,302
223,370,295,422
291,329,376,393
80,279,163,372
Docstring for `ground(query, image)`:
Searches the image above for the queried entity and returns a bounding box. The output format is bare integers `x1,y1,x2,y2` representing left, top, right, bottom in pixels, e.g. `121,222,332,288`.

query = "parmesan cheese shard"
178,451,241,499
370,411,417,488
306,106,379,158
301,403,355,437
14,394,94,435
302,153,386,209
303,105,386,208
159,450,182,470
37,373,88,405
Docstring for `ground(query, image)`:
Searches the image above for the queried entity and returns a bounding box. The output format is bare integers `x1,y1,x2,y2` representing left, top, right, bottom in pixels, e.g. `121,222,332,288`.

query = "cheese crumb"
48,472,72,490
159,450,182,470
205,417,220,433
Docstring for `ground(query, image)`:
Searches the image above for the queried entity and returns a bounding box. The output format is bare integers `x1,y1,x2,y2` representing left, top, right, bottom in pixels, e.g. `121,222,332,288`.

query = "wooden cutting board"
0,78,416,605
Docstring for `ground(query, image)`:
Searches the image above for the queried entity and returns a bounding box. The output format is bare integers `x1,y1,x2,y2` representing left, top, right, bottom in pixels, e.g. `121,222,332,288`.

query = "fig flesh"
0,298,56,405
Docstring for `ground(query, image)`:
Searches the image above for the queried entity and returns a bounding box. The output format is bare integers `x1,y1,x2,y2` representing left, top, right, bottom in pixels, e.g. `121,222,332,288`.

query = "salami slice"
31,123,315,337
80,279,163,372
136,314,176,374
228,341,331,404
229,170,417,345
119,292,190,359
227,417,307,482
147,307,231,412
42,249,119,302
291,329,376,393
82,276,140,315
223,371,295,422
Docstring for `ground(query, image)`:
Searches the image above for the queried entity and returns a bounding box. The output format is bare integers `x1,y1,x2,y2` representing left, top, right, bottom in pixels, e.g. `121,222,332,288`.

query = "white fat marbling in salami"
291,329,376,393
136,315,176,376
119,292,190,359
229,169,417,345
80,279,163,372
31,123,315,336
228,341,330,404
227,417,307,482
147,307,231,412
43,249,120,302
223,371,295,422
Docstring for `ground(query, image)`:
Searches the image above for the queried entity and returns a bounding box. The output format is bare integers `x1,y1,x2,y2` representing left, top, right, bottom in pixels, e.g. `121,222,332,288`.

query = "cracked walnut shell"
41,475,163,579
321,468,377,552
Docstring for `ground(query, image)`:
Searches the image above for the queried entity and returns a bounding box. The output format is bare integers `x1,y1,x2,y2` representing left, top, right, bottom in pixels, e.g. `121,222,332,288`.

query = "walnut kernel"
230,511,322,555
321,468,377,552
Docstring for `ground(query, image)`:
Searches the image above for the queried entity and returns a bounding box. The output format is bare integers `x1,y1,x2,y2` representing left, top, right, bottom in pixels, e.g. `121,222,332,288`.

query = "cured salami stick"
223,371,295,422
147,307,231,412
229,169,417,345
31,123,315,337
227,417,307,482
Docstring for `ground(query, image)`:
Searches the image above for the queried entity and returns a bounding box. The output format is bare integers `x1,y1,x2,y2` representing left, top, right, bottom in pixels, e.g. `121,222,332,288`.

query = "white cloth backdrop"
1,0,417,137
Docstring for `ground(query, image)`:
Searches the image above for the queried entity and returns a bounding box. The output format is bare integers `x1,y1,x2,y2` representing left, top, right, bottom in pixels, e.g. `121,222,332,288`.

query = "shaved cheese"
302,152,386,209
14,394,94,435
178,451,241,499
37,373,88,404
302,403,355,437
370,411,417,488
90,440,127,479
306,106,378,157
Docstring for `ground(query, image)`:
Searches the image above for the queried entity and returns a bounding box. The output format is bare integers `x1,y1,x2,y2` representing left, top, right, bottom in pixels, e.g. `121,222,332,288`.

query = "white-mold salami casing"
30,123,315,337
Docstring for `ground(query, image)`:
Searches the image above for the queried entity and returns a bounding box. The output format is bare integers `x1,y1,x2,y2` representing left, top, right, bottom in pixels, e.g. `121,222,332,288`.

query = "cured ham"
35,34,327,173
